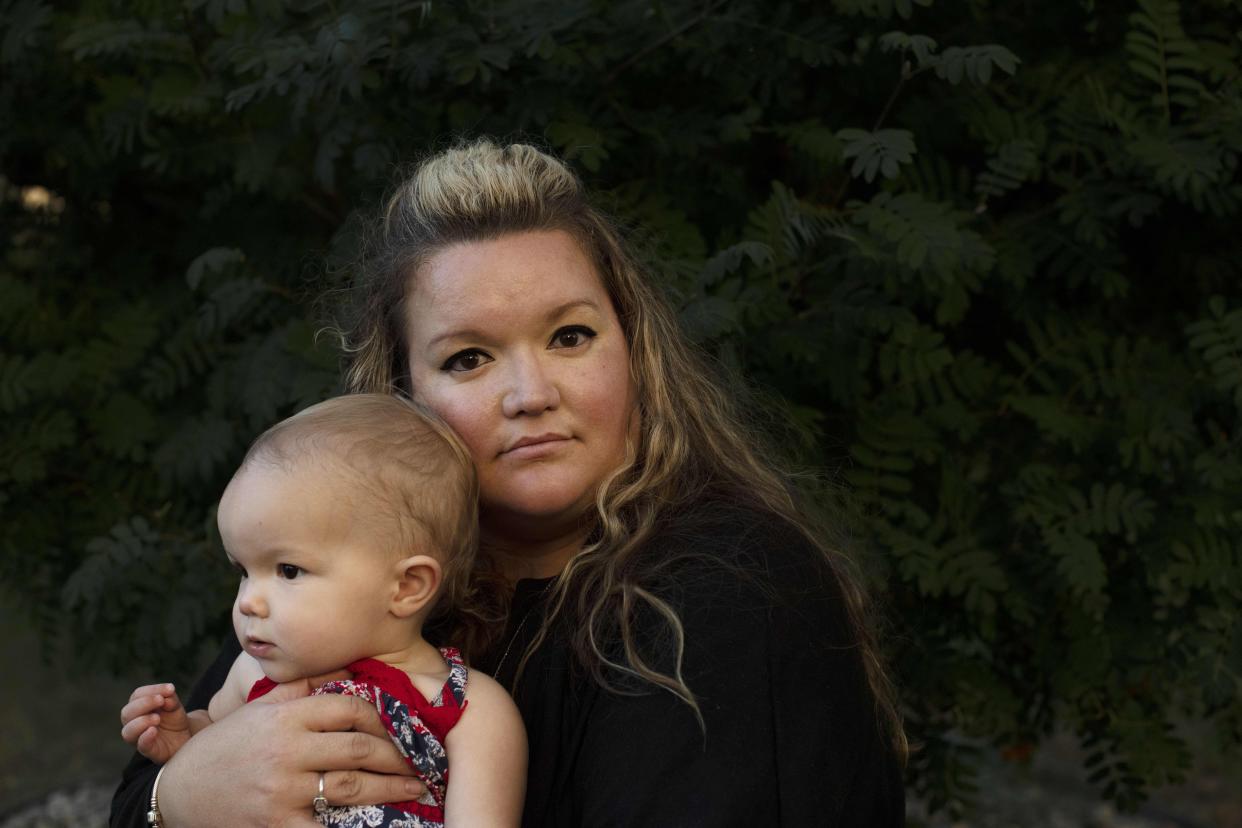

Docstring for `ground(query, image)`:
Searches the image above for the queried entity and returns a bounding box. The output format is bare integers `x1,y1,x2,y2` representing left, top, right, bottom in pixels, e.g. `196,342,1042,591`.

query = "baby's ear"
390,554,442,618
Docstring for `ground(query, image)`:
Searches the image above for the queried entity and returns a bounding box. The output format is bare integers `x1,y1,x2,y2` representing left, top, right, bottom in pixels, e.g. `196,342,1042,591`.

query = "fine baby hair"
120,392,526,827
240,392,479,622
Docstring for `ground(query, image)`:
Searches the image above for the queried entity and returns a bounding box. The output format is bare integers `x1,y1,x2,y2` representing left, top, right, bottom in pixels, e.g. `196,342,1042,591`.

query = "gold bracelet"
146,764,166,828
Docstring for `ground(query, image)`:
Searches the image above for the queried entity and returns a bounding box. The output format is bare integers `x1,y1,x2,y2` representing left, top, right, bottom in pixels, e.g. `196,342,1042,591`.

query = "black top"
112,497,904,827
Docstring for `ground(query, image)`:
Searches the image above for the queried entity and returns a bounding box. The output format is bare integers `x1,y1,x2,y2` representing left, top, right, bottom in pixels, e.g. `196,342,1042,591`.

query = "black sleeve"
109,635,242,827
569,519,905,827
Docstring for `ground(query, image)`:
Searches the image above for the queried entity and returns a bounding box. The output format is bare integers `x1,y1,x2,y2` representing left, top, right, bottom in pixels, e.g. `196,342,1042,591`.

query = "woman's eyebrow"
427,327,486,349
545,298,600,322
426,299,602,348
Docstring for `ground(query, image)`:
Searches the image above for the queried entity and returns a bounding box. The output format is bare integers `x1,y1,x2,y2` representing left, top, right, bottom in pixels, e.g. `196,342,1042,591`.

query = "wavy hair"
337,139,905,758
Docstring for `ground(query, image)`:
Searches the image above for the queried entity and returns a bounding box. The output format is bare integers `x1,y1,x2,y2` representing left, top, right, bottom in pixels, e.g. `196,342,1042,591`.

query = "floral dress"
247,649,469,828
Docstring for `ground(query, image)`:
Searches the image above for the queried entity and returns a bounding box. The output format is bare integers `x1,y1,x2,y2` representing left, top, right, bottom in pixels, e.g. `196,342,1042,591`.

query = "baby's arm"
206,650,265,721
119,652,264,763
442,671,527,827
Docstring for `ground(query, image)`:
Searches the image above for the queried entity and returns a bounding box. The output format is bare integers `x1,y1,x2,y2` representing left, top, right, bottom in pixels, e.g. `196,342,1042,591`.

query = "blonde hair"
339,139,905,758
242,393,479,623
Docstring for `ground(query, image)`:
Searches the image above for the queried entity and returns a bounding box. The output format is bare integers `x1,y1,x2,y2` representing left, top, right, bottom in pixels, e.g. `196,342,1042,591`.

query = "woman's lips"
502,434,570,459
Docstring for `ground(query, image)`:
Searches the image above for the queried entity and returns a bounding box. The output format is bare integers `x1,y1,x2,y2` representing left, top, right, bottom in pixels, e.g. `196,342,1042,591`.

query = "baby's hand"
120,683,191,763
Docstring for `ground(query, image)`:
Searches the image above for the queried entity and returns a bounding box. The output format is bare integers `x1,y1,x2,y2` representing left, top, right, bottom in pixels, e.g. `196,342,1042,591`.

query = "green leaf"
1,0,52,65
932,45,1021,85
1049,531,1107,601
546,121,609,173
878,31,938,66
837,128,917,182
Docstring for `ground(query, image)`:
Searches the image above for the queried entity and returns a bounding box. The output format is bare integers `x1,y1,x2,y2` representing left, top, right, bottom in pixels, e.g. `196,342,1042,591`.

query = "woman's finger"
152,697,411,827
308,730,416,775
247,670,352,707
273,694,413,775
317,770,427,808
285,693,395,740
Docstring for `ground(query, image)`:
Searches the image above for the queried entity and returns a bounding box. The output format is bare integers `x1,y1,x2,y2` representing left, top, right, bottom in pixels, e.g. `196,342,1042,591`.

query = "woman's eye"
441,349,493,373
550,325,596,349
277,563,303,579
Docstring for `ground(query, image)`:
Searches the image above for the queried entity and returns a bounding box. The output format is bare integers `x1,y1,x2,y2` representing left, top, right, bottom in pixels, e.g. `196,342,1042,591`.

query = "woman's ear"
389,554,443,618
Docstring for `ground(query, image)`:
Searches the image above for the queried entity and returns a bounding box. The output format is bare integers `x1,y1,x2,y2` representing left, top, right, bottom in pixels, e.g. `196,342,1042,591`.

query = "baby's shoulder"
446,667,524,746
461,668,507,705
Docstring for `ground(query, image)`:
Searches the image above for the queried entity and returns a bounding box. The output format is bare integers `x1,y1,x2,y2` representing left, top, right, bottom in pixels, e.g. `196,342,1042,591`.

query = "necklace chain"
492,608,535,678
494,581,553,680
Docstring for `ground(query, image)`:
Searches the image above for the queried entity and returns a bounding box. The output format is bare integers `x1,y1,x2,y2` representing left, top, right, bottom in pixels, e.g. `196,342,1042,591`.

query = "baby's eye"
277,563,303,579
230,561,247,579
550,325,596,349
441,348,493,373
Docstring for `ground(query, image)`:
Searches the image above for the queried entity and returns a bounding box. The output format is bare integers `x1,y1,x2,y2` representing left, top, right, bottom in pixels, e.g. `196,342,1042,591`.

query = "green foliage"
838,128,917,182
1187,296,1242,411
1126,0,1208,117
880,30,1021,85
3,0,1241,817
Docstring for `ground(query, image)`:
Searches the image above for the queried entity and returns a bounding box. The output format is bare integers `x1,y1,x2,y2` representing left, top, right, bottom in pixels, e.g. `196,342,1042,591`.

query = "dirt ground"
908,732,1242,828
0,602,135,813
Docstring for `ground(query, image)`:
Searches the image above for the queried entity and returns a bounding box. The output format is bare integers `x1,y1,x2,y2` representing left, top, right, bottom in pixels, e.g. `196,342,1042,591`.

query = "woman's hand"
156,685,426,827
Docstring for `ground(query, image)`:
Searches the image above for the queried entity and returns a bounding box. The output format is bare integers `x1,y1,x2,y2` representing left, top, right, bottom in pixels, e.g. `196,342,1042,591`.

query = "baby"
119,394,525,827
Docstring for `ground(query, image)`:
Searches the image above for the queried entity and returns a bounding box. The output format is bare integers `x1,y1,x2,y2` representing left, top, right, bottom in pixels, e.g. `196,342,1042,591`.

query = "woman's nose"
236,582,267,617
502,354,560,417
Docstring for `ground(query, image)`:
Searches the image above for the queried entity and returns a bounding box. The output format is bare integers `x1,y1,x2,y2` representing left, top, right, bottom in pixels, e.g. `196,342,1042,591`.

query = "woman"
112,140,905,826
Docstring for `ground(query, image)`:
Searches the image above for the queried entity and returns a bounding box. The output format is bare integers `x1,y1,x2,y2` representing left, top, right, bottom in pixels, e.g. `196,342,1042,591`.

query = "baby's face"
217,462,397,683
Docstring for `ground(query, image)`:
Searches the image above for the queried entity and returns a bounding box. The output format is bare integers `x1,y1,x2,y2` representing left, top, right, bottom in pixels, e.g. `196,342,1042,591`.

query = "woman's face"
404,230,637,542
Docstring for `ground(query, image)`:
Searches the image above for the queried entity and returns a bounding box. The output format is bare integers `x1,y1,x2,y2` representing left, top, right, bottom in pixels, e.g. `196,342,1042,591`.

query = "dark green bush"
2,0,1239,815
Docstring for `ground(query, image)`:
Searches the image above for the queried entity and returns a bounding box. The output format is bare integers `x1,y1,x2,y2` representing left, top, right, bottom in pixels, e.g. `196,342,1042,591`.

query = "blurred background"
2,1,1240,825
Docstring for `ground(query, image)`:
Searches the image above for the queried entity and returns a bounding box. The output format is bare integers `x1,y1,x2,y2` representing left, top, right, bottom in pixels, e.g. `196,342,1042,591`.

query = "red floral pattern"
248,648,468,828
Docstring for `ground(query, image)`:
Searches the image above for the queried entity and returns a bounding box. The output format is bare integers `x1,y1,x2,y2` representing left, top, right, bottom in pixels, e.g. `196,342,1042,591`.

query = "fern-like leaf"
852,191,994,276
60,20,184,61
838,128,917,182
1187,296,1242,412
931,45,1020,85
878,30,938,66
975,139,1038,202
1126,0,1207,120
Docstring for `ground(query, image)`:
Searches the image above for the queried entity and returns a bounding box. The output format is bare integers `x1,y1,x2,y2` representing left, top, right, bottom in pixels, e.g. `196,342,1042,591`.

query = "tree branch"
603,0,727,84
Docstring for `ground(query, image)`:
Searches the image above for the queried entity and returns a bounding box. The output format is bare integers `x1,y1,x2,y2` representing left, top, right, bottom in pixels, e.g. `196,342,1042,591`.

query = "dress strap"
246,675,277,702
245,649,469,734
431,646,468,709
